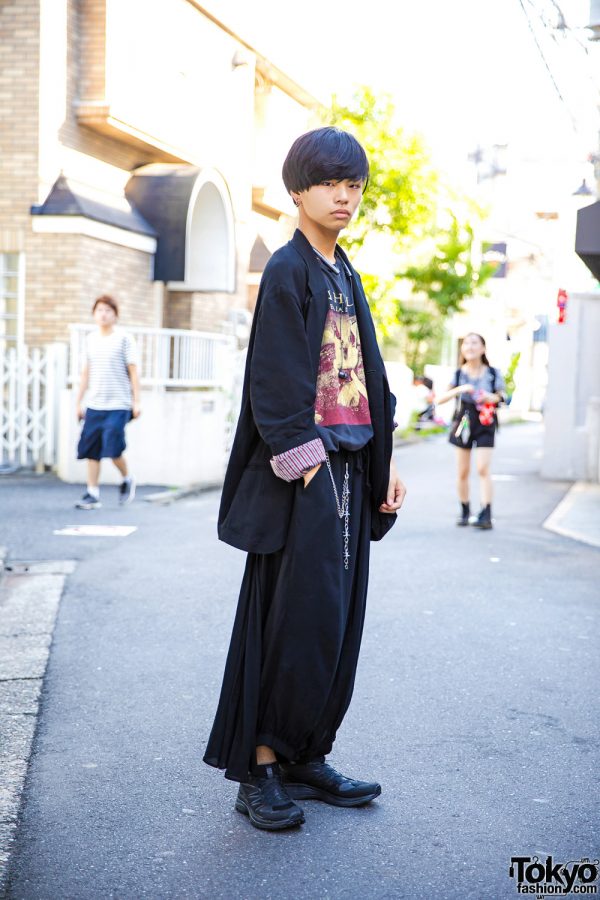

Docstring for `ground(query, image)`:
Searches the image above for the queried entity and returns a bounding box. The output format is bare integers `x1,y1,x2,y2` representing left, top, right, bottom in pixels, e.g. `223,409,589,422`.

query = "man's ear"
291,192,301,207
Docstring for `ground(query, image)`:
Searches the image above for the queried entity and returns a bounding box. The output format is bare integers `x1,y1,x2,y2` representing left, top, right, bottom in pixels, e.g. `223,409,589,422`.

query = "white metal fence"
68,324,235,388
0,343,66,469
0,326,237,472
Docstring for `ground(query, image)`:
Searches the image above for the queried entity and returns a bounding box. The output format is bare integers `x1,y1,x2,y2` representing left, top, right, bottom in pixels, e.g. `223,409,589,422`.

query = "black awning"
125,165,201,282
31,174,156,237
575,200,600,281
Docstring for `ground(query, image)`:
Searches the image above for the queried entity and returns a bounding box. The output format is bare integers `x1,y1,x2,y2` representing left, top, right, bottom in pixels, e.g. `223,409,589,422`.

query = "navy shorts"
77,408,132,461
448,404,496,449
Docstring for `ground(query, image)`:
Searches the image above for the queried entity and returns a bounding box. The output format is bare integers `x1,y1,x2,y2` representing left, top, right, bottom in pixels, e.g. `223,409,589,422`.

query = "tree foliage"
325,88,494,371
328,87,437,253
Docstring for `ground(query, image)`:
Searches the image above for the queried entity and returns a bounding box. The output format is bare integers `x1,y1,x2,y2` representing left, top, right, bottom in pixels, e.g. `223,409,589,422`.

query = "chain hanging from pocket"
324,452,350,570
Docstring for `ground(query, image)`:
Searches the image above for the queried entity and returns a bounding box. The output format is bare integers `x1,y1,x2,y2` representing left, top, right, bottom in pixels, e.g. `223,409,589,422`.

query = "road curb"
0,560,75,893
143,482,223,505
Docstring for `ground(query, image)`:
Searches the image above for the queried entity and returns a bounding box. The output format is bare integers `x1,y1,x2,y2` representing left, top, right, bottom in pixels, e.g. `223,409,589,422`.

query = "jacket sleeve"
249,278,325,460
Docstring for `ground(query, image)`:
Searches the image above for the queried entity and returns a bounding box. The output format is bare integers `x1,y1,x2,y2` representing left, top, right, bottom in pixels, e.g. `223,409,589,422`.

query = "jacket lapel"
289,230,330,378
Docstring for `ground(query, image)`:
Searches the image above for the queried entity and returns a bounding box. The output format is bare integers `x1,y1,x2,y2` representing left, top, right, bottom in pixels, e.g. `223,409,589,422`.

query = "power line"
516,0,581,134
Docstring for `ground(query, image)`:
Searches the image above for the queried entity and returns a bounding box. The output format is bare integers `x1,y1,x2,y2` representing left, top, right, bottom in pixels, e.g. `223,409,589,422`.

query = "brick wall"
24,232,155,344
190,293,239,334
0,0,40,237
164,292,192,331
78,0,106,100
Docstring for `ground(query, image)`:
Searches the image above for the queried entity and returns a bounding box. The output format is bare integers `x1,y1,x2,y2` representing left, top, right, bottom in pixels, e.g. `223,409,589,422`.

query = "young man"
75,295,140,509
204,127,406,831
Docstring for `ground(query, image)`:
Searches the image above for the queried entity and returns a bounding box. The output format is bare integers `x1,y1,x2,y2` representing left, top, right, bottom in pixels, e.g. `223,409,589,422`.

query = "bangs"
282,127,369,193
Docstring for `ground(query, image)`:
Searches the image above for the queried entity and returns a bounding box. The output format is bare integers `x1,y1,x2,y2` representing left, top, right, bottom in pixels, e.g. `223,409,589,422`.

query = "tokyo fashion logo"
509,855,599,895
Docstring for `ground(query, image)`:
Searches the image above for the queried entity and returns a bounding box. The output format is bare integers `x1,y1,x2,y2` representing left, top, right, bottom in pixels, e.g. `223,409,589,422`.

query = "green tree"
328,87,438,254
326,87,494,371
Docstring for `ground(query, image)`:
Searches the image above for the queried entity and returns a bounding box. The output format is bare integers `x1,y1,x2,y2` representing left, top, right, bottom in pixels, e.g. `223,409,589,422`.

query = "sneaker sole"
284,782,382,807
234,798,305,831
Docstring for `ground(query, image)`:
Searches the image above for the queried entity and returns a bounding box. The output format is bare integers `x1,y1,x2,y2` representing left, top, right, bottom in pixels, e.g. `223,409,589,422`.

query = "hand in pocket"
303,463,322,488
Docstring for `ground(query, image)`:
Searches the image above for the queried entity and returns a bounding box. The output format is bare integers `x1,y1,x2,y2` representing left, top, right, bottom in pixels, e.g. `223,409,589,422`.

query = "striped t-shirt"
85,329,138,411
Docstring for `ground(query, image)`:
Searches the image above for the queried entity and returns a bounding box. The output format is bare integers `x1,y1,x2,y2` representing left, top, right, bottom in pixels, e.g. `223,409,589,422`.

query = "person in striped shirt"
74,295,140,509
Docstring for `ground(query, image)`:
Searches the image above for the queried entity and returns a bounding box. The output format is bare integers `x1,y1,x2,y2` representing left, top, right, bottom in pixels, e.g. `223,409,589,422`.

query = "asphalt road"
1,423,598,900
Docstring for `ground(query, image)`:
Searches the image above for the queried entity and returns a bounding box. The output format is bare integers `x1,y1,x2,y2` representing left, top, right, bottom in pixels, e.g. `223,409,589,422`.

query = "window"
0,253,23,347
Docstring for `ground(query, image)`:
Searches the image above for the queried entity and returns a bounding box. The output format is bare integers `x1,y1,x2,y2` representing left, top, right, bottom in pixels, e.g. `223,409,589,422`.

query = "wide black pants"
203,446,373,783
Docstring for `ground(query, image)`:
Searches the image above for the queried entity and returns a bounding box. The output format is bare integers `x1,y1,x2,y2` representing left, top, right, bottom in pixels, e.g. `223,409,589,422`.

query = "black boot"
456,502,470,526
235,762,305,831
472,504,492,529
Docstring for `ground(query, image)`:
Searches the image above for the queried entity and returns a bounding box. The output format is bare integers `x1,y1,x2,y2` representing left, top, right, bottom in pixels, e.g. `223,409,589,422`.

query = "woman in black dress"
436,333,505,529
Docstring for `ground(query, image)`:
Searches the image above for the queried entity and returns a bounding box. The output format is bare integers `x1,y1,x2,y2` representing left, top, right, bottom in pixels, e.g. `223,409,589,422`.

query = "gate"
0,344,66,470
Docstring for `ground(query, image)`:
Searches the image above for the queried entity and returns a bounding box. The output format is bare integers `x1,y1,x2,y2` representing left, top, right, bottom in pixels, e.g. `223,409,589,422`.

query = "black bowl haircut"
282,127,369,194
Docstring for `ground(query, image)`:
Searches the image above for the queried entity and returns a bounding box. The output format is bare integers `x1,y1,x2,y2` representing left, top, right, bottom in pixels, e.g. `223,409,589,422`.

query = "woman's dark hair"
282,127,369,194
458,332,490,367
92,294,119,317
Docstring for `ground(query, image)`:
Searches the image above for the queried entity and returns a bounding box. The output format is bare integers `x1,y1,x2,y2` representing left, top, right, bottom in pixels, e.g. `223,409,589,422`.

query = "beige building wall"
1,0,318,348
0,0,41,346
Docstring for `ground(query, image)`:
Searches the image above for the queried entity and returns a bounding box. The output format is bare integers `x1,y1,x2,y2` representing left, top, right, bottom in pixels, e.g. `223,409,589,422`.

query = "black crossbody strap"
453,368,462,417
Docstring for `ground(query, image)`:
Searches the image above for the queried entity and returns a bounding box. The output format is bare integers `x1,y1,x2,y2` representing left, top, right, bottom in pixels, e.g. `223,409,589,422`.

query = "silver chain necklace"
325,452,351,570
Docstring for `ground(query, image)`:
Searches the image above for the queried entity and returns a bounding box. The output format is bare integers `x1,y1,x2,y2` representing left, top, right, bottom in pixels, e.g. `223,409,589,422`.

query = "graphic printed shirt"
313,250,373,452
85,328,138,410
270,249,373,482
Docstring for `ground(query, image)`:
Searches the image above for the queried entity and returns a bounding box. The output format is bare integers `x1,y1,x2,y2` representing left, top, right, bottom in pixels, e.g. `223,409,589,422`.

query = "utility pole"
588,1,600,195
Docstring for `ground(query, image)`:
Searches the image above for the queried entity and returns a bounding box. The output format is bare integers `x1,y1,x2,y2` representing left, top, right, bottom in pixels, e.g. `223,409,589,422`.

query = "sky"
203,0,598,184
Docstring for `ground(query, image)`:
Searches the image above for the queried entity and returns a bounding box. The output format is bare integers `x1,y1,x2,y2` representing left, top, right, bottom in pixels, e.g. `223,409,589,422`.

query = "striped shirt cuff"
270,437,327,482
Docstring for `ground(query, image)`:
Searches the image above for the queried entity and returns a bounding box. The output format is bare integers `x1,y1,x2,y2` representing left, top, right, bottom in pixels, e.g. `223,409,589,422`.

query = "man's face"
292,179,364,233
93,302,117,327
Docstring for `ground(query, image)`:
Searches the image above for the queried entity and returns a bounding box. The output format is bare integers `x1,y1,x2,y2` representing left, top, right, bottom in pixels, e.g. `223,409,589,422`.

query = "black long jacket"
218,229,397,554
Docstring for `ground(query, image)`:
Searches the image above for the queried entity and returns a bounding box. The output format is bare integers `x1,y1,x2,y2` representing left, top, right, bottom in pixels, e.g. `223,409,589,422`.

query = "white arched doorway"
173,169,235,293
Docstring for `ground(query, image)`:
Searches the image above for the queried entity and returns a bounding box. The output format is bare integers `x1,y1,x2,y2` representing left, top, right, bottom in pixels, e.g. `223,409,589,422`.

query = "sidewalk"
543,481,600,548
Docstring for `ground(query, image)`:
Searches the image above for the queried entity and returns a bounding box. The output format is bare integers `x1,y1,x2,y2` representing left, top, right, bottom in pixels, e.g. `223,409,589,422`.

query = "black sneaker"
75,492,101,510
235,763,305,831
281,757,381,807
119,477,136,506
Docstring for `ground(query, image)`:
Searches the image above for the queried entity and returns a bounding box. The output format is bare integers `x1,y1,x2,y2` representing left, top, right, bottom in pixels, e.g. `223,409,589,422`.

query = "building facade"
0,0,319,349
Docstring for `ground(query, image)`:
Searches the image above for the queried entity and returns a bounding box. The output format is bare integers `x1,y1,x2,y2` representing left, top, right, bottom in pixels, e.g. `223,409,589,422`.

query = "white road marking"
53,525,137,537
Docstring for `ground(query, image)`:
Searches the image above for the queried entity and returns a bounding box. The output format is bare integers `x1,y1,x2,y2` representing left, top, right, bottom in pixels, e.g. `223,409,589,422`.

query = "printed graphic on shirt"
315,289,371,427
